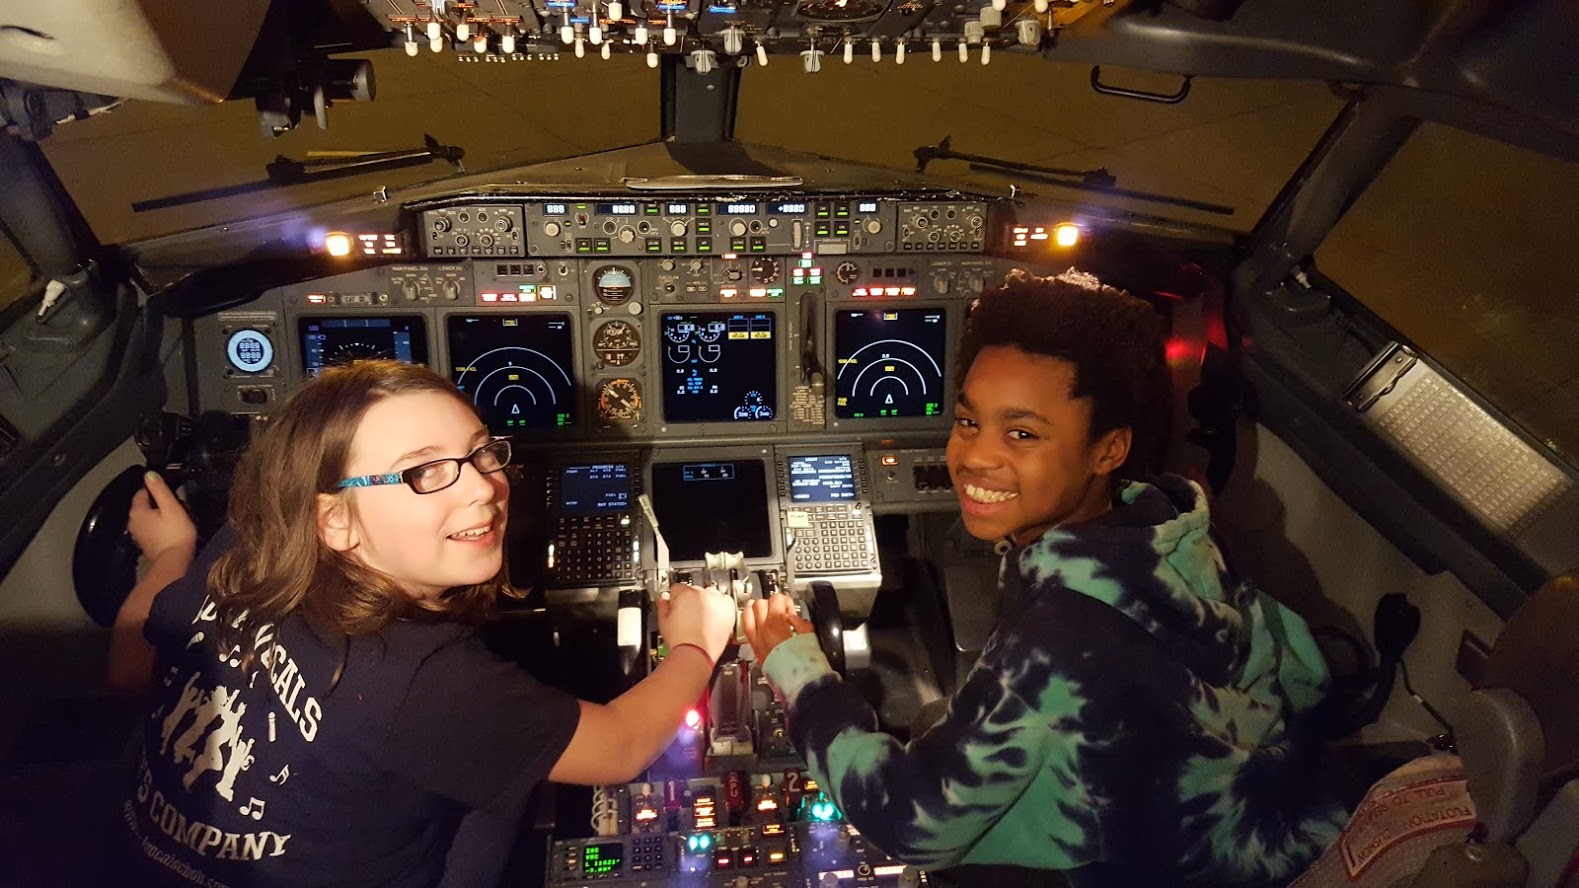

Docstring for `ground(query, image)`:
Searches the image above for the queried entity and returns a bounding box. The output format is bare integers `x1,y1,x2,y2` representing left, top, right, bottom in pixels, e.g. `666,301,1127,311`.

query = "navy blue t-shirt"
120,529,579,887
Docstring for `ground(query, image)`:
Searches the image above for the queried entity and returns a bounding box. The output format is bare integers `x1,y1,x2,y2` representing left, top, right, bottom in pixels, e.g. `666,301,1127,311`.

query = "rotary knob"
618,226,637,244
687,258,705,274
659,258,677,271
401,280,419,301
669,219,688,237
865,219,882,234
441,279,461,301
729,218,749,237
543,221,561,237
493,215,513,232
432,216,452,233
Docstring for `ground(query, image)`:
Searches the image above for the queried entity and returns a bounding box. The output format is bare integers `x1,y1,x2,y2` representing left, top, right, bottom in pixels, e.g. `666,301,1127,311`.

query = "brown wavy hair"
209,360,522,673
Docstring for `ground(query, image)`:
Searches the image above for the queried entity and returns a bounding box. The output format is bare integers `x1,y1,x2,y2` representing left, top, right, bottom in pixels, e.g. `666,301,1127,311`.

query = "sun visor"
0,0,269,103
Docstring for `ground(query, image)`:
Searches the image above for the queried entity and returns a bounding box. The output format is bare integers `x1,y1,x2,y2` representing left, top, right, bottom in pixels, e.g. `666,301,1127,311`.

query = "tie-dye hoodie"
761,474,1347,887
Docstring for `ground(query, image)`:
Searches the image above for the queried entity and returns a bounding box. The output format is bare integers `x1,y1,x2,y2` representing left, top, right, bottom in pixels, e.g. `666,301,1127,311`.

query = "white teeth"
963,484,1018,504
450,525,490,539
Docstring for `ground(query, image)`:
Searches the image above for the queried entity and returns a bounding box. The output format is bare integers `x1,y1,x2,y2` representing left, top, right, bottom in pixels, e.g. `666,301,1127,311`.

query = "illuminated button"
671,238,687,252
575,238,593,253
324,232,353,256
697,238,712,252
749,237,766,252
647,238,663,252
881,454,898,466
594,238,611,252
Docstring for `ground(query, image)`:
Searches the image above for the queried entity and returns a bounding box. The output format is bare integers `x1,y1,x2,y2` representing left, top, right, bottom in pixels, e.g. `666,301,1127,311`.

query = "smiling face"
947,345,1130,545
319,391,509,599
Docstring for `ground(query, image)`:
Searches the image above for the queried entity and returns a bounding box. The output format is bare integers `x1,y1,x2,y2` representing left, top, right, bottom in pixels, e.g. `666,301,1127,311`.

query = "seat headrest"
1484,570,1579,780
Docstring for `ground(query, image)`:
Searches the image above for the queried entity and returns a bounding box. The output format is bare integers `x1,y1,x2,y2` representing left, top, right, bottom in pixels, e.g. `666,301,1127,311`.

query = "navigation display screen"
299,316,427,377
834,308,947,419
559,464,631,516
448,313,576,432
787,455,857,503
650,460,773,561
660,311,777,423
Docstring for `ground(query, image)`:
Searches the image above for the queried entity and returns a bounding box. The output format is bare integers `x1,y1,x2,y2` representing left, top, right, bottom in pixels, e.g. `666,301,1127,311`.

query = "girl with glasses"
109,359,737,887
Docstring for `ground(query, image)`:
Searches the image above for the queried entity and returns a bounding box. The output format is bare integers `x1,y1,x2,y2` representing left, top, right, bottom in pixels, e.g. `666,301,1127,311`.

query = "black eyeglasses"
336,438,512,495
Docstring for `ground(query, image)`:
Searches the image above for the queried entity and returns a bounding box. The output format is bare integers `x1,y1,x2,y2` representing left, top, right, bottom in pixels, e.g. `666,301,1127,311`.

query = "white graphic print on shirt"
135,594,325,875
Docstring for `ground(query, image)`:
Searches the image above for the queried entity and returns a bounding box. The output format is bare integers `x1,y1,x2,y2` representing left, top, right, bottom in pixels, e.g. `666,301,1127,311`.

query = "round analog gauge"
596,378,642,422
835,261,861,285
797,0,884,19
593,265,635,305
592,320,641,367
749,257,781,285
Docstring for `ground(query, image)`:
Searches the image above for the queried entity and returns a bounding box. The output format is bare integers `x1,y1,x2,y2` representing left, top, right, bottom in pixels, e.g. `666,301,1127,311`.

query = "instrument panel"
195,194,1003,446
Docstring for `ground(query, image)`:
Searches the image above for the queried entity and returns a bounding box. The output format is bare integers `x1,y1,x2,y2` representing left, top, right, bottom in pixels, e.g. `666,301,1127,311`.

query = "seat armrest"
1456,687,1545,843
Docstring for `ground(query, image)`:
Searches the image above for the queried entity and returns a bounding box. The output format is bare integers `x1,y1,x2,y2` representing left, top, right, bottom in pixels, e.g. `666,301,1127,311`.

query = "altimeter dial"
593,319,641,367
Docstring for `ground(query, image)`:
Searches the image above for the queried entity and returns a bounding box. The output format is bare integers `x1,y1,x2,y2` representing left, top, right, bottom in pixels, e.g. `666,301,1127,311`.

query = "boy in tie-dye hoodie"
743,269,1346,888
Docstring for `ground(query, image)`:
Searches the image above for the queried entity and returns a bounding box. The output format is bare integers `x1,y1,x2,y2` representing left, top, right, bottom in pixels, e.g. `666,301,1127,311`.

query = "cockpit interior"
1,0,1577,885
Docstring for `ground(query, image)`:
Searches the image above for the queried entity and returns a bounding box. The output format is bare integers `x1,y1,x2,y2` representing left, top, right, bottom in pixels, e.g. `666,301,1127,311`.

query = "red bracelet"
669,642,716,672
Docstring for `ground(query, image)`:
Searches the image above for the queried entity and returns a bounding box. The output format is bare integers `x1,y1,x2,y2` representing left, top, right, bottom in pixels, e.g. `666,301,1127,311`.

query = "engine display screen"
787,455,857,503
559,464,631,516
299,316,427,377
660,311,777,423
448,314,576,432
834,308,946,419
650,460,773,561
581,842,623,876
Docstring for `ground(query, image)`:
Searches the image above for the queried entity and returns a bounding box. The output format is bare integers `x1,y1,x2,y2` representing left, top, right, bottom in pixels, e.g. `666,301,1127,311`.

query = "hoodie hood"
1013,474,1330,713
